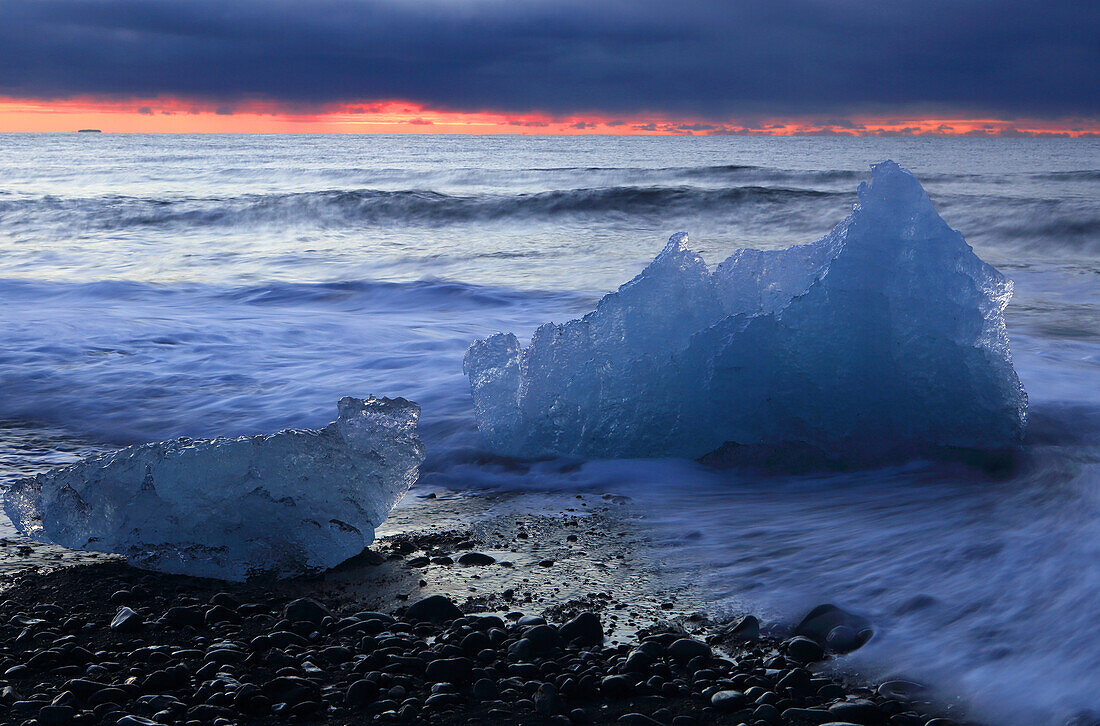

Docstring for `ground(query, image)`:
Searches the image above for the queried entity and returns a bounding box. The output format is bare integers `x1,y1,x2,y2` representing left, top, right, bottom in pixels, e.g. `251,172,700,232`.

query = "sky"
1,0,1097,135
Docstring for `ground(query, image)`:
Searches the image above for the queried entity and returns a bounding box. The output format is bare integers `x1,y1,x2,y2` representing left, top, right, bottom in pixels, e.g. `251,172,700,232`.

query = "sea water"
0,133,1097,724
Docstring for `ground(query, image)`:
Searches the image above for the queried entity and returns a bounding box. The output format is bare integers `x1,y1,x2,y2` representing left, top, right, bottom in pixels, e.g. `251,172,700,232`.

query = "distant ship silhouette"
77,129,102,133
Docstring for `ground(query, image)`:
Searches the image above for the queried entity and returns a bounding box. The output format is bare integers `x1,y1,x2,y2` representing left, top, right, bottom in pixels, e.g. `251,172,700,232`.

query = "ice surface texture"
3,397,424,580
464,161,1028,462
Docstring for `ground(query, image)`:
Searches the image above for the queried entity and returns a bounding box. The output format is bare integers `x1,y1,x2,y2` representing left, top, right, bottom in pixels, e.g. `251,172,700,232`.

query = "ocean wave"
1030,170,1100,181
528,163,762,176
936,194,1100,252
307,163,863,187
0,276,588,313
0,184,848,231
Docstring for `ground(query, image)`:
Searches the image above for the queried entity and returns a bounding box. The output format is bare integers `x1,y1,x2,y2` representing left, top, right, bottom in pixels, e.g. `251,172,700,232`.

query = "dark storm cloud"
0,0,1096,118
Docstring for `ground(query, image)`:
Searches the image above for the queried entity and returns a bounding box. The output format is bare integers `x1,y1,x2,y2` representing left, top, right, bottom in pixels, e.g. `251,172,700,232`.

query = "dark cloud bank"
1,0,1096,119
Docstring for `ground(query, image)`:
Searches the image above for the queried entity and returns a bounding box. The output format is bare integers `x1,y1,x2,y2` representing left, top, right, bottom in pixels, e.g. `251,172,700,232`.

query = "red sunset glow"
1,97,1096,137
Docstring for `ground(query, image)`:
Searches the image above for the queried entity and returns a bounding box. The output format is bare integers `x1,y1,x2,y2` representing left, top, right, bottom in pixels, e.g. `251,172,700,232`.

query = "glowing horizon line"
0,96,1097,137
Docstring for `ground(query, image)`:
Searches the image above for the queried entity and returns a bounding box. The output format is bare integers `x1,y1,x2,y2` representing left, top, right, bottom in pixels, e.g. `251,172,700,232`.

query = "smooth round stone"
710,689,748,711
618,714,662,726
116,717,161,726
346,679,379,706
829,699,882,724
425,657,474,683
471,678,499,700
405,596,462,622
523,624,560,652
877,680,926,700
668,638,711,662
785,636,825,664
457,552,496,566
283,598,330,626
826,625,873,653
37,705,76,726
559,612,603,646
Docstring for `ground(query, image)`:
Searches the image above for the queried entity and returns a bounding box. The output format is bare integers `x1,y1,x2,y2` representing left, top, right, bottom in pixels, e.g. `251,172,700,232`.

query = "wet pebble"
404,595,462,622
458,552,497,566
786,635,825,664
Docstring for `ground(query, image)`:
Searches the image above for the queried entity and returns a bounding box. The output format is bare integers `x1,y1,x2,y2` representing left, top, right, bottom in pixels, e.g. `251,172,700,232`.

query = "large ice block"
3,396,424,580
464,161,1027,462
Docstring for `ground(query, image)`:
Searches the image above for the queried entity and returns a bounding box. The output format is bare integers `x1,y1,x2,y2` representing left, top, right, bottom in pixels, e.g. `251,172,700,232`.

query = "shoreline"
0,491,970,726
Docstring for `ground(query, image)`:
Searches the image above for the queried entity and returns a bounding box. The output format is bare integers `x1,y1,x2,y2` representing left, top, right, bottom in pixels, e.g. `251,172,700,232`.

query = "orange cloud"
0,96,1096,137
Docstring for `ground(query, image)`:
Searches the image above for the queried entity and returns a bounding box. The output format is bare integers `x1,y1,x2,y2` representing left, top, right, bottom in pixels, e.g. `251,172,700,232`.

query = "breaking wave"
0,184,845,231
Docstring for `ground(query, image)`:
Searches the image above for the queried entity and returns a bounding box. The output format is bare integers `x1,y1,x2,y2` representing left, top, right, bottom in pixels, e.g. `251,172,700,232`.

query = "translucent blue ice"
3,397,424,580
464,161,1028,462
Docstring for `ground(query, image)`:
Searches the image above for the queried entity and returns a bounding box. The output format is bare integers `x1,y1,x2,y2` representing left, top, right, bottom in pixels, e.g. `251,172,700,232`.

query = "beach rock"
61,679,103,698
38,704,76,725
877,680,926,700
88,686,129,706
263,676,319,705
209,591,239,608
710,689,748,710
795,604,873,647
346,678,379,706
753,703,781,721
559,612,603,646
203,648,244,665
405,595,463,622
457,552,496,566
161,606,203,628
786,635,825,663
829,699,883,724
623,650,653,673
668,638,711,662
425,657,474,683
777,668,814,694
723,615,760,641
284,597,330,625
825,625,870,653
619,715,663,726
524,624,560,653
783,707,837,723
116,717,160,726
601,675,632,697
204,604,240,625
508,638,533,659
535,683,558,715
472,678,499,700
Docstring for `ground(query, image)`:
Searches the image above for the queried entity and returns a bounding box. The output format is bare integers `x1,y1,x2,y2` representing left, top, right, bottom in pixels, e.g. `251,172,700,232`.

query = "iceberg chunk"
3,396,424,580
464,161,1027,462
